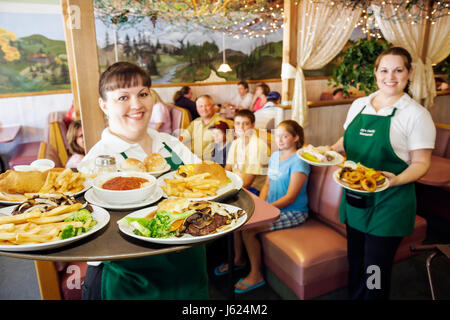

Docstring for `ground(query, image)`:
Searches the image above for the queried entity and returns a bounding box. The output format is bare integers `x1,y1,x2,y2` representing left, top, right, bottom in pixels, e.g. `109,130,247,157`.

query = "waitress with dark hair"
331,47,435,300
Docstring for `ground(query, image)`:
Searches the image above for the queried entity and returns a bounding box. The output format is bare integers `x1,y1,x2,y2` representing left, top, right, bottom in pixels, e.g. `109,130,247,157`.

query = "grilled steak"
185,213,229,236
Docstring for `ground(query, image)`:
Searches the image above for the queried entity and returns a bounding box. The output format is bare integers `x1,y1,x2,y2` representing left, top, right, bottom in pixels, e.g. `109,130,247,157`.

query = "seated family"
75,61,310,299
215,120,310,294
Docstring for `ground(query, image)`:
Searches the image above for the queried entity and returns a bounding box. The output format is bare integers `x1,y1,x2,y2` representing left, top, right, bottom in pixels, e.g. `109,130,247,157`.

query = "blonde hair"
150,89,164,104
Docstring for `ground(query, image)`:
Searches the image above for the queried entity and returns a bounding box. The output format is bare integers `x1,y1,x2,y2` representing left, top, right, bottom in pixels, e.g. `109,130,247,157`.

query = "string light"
94,0,284,38
317,0,450,24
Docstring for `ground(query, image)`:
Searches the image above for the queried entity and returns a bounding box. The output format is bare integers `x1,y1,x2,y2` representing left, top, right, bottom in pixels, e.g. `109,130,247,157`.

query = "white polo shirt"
79,128,200,173
343,91,436,164
230,92,253,109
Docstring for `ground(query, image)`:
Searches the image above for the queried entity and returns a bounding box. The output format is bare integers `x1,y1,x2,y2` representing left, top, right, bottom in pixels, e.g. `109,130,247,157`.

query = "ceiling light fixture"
218,32,232,73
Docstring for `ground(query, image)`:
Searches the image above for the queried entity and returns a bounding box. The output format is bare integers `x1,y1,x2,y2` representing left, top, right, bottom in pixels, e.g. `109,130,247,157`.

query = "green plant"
328,39,390,96
433,55,450,78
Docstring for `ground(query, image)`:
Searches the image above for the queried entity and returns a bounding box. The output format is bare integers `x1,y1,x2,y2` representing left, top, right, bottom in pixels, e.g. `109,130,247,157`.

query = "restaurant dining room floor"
0,214,449,300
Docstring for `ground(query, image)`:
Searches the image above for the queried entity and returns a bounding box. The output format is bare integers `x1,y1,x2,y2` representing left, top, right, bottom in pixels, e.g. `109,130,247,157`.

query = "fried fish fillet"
0,170,48,194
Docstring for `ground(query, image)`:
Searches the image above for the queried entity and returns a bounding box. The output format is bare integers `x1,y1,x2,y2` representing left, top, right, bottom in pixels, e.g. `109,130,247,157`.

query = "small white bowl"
92,171,156,205
30,159,55,171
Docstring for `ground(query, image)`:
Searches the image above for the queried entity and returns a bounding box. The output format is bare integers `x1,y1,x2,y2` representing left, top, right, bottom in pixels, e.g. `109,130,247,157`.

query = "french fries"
161,173,221,198
0,203,85,245
38,168,89,195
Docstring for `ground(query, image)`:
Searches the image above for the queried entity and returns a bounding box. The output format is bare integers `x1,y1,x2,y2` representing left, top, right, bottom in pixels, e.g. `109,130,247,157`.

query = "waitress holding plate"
331,47,435,300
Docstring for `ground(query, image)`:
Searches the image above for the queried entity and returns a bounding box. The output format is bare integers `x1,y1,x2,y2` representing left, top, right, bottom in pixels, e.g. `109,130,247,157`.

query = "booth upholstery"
416,123,450,222
260,165,428,300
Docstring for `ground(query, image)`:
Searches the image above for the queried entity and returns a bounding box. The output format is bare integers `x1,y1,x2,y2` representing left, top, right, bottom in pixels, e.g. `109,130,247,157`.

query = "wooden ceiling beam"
281,0,298,106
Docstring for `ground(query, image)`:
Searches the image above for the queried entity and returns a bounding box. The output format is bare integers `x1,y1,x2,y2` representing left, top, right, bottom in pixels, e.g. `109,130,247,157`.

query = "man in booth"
180,95,233,161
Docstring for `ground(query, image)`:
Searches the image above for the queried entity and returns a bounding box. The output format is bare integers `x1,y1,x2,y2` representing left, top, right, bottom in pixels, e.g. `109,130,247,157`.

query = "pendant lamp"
218,32,232,73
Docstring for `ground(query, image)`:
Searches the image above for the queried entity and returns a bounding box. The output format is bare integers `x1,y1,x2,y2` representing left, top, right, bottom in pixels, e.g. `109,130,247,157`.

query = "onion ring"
348,171,364,183
361,177,377,192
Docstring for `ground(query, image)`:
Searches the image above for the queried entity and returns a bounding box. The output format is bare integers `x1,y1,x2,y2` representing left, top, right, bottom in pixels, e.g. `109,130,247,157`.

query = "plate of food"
117,198,248,245
157,162,243,201
297,145,344,167
0,196,109,252
0,168,93,205
333,163,389,193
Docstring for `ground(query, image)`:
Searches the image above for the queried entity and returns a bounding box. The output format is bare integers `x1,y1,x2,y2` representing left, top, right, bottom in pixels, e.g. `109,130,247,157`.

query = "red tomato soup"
102,177,149,191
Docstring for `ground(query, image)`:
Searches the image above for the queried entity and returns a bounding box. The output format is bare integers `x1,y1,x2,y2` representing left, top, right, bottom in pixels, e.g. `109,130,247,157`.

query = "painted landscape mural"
0,7,70,95
94,18,284,84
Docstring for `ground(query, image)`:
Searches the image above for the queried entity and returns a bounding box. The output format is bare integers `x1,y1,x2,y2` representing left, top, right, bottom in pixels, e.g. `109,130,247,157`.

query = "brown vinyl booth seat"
259,165,428,300
416,123,450,222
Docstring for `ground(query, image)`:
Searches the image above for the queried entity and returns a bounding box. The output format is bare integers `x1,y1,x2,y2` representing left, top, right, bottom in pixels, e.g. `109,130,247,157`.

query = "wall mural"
0,3,70,95
94,17,284,84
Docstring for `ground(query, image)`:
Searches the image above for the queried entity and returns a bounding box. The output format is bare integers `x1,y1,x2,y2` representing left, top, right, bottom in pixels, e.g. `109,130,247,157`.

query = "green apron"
339,106,416,237
101,149,208,300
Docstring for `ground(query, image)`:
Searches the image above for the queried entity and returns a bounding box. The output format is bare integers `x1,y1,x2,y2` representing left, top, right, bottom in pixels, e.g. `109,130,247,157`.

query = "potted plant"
328,38,390,96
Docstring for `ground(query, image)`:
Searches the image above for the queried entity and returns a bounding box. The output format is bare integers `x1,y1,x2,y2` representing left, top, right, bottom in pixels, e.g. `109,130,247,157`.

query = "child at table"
225,109,270,195
208,120,232,167
65,120,85,169
215,120,310,294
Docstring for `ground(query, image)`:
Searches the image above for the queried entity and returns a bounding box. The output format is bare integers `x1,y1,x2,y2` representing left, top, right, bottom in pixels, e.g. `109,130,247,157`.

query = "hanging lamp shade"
218,32,232,73
218,62,232,72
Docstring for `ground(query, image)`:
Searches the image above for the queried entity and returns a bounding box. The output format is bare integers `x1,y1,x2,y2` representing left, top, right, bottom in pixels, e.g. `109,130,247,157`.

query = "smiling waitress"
331,47,435,300
78,62,207,300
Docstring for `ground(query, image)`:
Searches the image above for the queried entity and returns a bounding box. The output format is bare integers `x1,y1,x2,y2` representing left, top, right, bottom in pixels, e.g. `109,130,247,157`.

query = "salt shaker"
94,155,117,175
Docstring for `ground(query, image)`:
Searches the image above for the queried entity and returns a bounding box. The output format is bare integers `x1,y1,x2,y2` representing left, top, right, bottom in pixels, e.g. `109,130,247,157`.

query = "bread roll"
144,153,167,172
119,158,146,172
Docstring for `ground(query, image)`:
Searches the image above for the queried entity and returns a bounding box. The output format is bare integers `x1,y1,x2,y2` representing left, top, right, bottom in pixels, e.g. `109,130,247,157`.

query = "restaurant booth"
0,0,449,300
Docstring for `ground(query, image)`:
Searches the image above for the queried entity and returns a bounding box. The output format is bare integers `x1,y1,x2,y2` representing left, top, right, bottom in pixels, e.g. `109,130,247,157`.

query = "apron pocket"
345,192,374,209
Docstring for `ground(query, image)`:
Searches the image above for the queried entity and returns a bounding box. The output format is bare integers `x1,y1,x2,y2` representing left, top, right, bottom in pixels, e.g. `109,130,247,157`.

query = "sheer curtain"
288,1,361,126
372,4,450,108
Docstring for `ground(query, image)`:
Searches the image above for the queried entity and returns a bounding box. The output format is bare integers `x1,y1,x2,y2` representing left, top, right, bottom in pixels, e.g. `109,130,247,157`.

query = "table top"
418,155,450,187
0,125,21,143
0,189,256,262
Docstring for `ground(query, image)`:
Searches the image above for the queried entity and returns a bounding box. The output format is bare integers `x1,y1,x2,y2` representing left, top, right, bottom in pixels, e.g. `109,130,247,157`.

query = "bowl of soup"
92,171,157,204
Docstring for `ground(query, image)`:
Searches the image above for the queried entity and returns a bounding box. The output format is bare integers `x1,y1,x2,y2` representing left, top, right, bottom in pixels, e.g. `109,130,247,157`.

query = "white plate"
157,171,243,201
332,169,390,194
297,148,344,167
146,163,171,176
0,204,110,252
84,187,163,210
118,203,248,245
